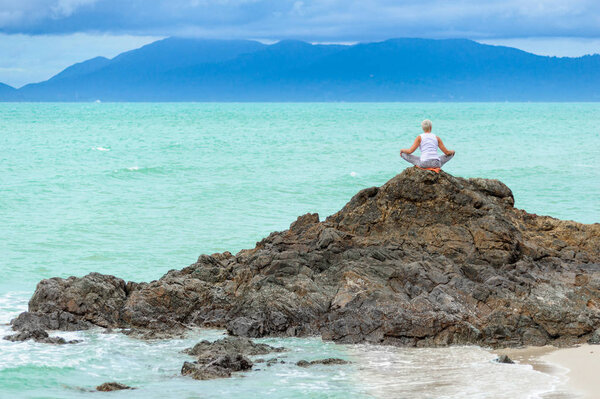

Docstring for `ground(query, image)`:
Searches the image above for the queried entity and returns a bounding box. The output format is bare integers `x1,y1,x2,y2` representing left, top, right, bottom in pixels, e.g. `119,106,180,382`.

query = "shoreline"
495,344,600,398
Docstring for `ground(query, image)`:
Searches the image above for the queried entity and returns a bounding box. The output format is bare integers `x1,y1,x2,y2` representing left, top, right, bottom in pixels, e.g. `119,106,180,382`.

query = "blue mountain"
0,82,16,95
46,56,111,83
3,37,600,101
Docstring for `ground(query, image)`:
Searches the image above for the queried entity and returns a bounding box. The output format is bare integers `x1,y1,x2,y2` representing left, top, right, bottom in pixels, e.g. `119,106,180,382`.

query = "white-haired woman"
400,119,455,169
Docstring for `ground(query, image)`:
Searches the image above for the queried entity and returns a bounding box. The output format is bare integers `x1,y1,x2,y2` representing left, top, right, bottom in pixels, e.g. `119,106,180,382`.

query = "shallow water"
1,102,598,398
0,295,565,399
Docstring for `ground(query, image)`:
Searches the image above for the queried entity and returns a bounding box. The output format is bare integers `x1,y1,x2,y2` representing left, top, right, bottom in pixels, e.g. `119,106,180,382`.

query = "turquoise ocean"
1,103,599,398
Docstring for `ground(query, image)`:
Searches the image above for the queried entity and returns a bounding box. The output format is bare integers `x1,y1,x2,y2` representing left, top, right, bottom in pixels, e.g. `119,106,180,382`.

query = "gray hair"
421,119,432,132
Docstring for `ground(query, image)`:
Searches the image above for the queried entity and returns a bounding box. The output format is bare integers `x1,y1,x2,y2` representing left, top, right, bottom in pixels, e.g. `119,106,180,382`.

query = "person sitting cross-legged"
400,119,455,170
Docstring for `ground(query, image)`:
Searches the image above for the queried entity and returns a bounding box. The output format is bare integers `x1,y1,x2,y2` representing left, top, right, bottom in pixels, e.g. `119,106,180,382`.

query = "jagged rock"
28,272,127,328
121,317,188,340
182,354,253,380
227,317,267,338
13,168,600,348
121,328,186,340
96,382,135,391
11,311,92,332
588,328,600,344
495,355,514,364
296,358,350,367
3,329,81,344
180,337,281,380
183,336,285,357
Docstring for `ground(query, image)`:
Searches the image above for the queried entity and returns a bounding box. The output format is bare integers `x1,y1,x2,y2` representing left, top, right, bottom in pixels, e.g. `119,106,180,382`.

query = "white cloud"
1,0,600,39
51,0,98,18
0,0,97,27
290,1,304,16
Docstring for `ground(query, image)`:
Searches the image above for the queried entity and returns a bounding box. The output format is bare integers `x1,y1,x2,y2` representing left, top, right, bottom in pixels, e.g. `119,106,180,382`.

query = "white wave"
92,146,110,151
348,344,566,399
0,291,29,324
127,166,139,171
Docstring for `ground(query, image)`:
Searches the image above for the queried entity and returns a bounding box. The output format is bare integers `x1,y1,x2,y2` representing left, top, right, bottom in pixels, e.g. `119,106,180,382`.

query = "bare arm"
437,137,455,156
400,136,421,155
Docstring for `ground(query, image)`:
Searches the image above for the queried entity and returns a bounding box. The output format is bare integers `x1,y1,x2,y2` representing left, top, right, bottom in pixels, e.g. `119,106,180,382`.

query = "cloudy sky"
1,0,600,87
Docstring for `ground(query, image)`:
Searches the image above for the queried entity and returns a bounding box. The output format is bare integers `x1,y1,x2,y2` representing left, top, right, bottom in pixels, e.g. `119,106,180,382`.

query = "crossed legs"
401,153,454,168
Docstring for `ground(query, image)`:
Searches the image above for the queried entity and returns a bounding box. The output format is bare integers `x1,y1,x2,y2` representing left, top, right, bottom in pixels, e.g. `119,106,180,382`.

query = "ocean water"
1,102,599,398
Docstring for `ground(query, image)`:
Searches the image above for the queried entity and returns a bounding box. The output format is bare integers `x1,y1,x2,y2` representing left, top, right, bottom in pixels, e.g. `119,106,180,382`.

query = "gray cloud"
0,0,599,40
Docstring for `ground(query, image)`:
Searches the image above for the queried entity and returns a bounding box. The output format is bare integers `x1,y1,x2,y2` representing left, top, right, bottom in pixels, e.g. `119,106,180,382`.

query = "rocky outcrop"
26,273,127,328
11,168,600,348
181,337,282,380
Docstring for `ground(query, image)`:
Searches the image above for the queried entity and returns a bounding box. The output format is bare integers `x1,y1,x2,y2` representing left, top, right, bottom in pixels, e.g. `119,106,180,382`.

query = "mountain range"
1,38,599,101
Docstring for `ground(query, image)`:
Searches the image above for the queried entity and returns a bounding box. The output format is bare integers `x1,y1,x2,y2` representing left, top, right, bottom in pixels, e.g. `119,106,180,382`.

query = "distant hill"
0,82,16,95
3,37,600,101
46,56,112,83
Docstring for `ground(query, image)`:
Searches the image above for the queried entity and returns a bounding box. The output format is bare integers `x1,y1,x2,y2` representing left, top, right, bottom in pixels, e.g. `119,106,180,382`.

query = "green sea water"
1,102,599,398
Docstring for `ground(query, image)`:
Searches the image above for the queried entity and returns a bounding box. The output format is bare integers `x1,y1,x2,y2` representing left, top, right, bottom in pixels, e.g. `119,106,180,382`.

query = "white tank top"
419,133,440,161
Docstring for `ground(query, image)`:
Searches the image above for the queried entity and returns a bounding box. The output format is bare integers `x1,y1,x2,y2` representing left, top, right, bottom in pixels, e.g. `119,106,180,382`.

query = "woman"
400,119,455,169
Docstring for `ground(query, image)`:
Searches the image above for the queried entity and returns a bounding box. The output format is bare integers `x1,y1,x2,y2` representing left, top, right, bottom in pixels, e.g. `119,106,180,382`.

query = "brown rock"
3,328,81,344
13,168,600,349
180,337,263,380
96,382,134,391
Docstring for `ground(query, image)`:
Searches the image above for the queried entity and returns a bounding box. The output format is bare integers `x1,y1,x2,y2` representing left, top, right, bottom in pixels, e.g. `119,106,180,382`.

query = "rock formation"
8,168,600,348
181,354,253,380
181,336,283,380
183,336,285,357
3,328,80,344
96,382,135,391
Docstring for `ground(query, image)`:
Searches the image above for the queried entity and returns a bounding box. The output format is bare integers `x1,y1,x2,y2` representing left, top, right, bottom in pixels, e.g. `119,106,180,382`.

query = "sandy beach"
543,344,600,399
496,344,600,398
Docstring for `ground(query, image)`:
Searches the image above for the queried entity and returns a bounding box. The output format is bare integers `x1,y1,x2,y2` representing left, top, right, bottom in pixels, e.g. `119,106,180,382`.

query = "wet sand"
495,344,600,398
542,344,600,399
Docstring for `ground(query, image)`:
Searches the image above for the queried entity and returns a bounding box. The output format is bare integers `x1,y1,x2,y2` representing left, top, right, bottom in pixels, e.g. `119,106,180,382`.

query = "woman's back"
419,133,439,161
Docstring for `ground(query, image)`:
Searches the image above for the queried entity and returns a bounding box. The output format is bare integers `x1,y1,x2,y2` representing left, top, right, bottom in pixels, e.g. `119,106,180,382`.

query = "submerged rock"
254,357,285,365
12,168,600,348
296,358,350,367
183,336,285,357
182,354,253,380
96,382,135,391
180,336,282,380
495,355,514,364
3,328,81,344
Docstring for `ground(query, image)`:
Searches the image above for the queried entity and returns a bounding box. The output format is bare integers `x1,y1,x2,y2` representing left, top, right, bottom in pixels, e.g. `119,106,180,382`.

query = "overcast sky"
1,0,600,87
